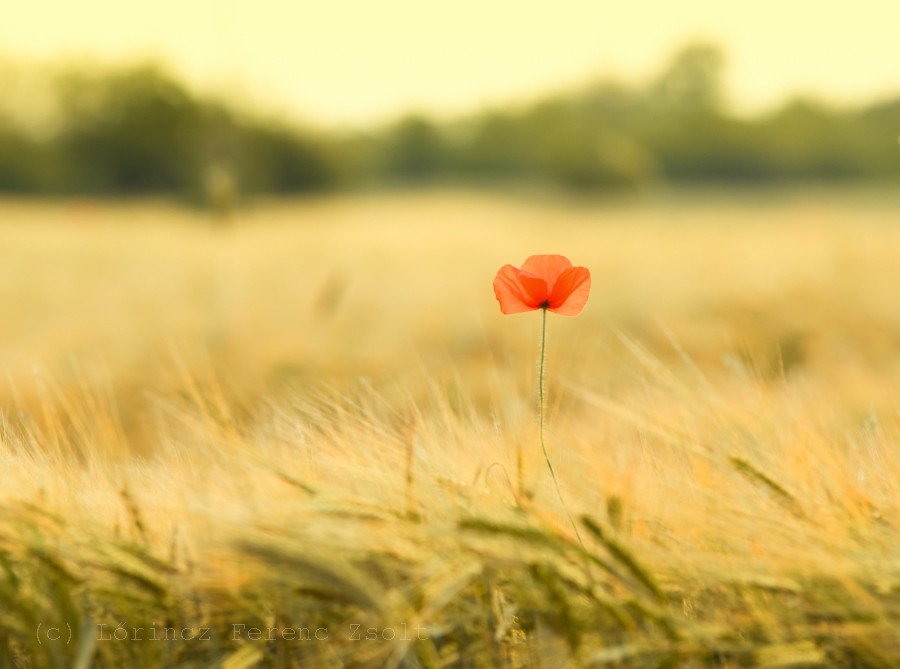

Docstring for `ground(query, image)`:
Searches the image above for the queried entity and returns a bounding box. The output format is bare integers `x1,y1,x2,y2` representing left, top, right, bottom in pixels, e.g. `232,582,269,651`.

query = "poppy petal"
516,270,552,306
548,266,591,316
521,255,572,289
493,264,548,314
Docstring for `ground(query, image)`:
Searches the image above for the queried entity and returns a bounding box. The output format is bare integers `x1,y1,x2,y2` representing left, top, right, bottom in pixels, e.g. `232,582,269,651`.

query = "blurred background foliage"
0,42,898,202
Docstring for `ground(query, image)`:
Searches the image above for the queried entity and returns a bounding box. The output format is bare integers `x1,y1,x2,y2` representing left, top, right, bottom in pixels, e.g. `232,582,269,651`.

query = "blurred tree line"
0,64,334,201
0,43,898,201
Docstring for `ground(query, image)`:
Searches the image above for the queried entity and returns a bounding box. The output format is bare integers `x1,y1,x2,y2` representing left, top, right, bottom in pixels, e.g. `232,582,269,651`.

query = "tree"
650,42,726,113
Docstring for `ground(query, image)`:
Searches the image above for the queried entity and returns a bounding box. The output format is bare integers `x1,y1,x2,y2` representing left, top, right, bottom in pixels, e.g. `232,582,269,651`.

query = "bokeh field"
1,189,899,667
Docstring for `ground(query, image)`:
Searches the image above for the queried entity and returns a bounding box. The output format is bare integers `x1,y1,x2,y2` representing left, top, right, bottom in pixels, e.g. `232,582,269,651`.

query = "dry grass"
0,188,898,667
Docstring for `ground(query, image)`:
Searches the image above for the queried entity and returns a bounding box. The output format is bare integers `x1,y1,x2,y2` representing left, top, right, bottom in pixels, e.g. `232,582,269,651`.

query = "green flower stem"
539,307,585,547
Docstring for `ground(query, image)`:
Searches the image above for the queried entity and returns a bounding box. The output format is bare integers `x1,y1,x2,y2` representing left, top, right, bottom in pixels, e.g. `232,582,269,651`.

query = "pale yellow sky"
2,1,898,126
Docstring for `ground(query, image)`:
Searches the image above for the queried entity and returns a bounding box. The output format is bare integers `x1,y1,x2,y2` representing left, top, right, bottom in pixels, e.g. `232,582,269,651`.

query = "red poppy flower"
493,254,591,316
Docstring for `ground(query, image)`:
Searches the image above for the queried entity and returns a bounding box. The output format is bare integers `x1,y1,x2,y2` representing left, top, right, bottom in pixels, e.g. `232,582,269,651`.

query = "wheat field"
0,189,898,667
